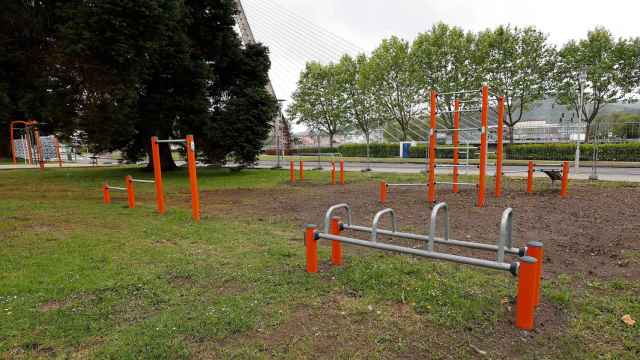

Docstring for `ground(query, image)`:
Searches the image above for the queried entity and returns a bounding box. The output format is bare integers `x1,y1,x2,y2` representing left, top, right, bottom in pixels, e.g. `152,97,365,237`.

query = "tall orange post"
527,161,534,194
428,90,437,204
54,138,63,167
516,256,538,330
560,161,570,198
380,180,387,204
330,217,342,266
126,176,135,208
299,160,304,181
339,160,345,185
495,96,505,197
150,137,166,214
526,242,544,307
290,160,296,184
305,225,318,273
478,85,488,207
452,99,460,193
103,184,111,204
34,130,45,171
185,135,201,222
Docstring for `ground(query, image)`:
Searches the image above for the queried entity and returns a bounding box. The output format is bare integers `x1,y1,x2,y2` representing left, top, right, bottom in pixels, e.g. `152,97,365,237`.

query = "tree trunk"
146,142,177,171
329,134,334,149
585,122,592,144
506,125,515,158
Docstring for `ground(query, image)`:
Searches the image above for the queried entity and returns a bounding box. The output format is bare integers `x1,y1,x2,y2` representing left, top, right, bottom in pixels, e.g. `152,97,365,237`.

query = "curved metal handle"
323,203,352,234
428,202,449,252
371,208,397,242
497,207,513,263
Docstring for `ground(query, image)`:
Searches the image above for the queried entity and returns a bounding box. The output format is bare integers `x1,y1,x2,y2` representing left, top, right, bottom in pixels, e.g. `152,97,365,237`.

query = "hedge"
287,142,640,162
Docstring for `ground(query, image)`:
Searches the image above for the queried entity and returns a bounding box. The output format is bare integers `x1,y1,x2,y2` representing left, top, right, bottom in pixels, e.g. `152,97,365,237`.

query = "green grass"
0,166,637,358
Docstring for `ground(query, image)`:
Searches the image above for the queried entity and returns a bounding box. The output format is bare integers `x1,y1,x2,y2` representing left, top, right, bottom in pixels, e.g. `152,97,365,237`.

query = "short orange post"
495,96,505,197
339,160,345,185
527,161,534,194
515,256,538,330
478,85,488,207
103,184,111,204
126,176,135,209
54,138,63,167
299,160,304,182
330,217,342,266
150,136,166,214
331,161,336,185
305,224,318,273
560,161,569,198
380,180,387,204
185,135,201,222
428,90,437,204
290,160,296,184
526,242,544,307
452,99,460,194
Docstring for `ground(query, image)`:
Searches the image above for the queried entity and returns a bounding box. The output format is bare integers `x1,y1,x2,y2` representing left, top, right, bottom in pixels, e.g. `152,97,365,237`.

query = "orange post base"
330,217,342,266
516,256,538,330
305,225,318,273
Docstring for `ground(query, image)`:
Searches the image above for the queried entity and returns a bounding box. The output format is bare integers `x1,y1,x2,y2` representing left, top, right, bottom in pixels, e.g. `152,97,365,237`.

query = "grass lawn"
0,166,638,359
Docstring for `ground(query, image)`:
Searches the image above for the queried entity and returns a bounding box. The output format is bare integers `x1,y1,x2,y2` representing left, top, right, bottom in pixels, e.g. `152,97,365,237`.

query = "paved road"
256,160,640,182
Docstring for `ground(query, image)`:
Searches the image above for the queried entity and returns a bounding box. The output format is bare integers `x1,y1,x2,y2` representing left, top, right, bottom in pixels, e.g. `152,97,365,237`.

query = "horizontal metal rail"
131,178,155,183
106,186,126,191
436,181,477,186
439,108,481,114
534,164,564,168
437,90,481,96
155,139,186,144
342,224,523,256
317,232,518,275
435,164,477,168
387,183,426,187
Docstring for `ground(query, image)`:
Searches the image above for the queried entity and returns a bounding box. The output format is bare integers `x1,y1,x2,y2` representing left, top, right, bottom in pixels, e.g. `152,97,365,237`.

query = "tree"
554,27,639,142
368,36,423,141
412,23,481,128
598,112,640,139
335,54,377,163
477,25,556,145
288,62,349,148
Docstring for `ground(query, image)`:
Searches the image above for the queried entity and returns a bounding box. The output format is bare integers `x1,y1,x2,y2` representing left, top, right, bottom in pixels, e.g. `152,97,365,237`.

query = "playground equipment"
9,120,63,169
290,159,345,185
150,135,201,221
125,176,156,208
525,161,570,197
102,182,127,204
304,203,544,330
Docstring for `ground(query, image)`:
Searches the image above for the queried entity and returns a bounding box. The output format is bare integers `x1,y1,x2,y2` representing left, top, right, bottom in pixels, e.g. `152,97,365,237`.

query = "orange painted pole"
428,90,437,204
380,180,387,204
527,161,534,194
560,161,570,198
151,137,166,214
34,130,45,171
126,176,135,209
299,160,304,182
515,256,538,330
495,96,505,198
305,224,318,273
54,137,63,167
478,85,488,207
9,122,16,164
452,99,460,193
290,160,296,184
526,242,544,307
330,217,342,266
331,161,336,185
103,184,111,204
185,135,201,222
339,159,345,185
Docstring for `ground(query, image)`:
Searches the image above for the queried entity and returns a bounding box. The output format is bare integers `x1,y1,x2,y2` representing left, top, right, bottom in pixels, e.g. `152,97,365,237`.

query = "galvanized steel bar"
106,186,127,191
371,208,397,242
323,203,352,234
497,208,513,263
436,181,477,186
131,179,155,183
154,139,187,143
428,202,449,251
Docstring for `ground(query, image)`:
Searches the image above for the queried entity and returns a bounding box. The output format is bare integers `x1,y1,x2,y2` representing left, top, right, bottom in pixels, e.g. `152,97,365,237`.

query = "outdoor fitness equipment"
289,159,345,185
9,120,63,170
150,135,201,221
525,161,570,197
125,176,157,208
304,202,544,330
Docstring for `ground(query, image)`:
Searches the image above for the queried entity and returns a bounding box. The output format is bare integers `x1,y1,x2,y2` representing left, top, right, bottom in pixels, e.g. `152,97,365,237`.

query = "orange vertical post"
452,99,460,193
126,176,135,209
330,217,342,266
290,160,296,184
330,161,336,185
380,180,387,204
527,161,534,194
339,160,345,185
560,161,570,198
478,85,488,207
428,90,437,204
34,130,45,171
526,242,544,307
9,122,17,164
54,138,63,167
305,225,318,273
185,135,201,222
495,96,505,197
103,184,111,204
299,160,304,181
515,256,538,330
151,137,166,214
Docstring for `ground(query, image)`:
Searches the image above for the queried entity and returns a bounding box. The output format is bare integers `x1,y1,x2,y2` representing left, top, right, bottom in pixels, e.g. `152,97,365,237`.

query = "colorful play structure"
9,119,63,170
102,135,201,221
381,85,570,206
304,202,544,330
289,159,345,185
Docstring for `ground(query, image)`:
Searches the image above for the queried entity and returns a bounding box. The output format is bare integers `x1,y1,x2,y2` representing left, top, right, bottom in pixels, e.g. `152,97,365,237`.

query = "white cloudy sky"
240,0,639,108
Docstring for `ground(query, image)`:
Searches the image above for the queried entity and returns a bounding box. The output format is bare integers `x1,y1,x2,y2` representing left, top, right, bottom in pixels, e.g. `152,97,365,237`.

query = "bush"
507,142,640,162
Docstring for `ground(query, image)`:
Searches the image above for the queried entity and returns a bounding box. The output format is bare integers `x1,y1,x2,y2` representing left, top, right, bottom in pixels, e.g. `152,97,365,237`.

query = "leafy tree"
554,27,639,142
477,25,556,145
368,36,423,141
288,62,349,148
598,112,640,139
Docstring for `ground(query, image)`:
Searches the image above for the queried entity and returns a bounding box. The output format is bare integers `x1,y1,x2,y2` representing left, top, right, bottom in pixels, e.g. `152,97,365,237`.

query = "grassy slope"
0,167,638,359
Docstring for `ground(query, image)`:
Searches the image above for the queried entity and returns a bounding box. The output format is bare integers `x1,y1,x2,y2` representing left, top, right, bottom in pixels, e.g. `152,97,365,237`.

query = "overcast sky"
241,0,639,111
